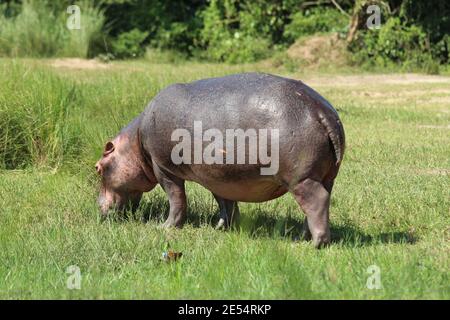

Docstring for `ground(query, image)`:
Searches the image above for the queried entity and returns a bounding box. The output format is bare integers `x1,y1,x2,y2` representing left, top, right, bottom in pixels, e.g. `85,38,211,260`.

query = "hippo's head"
95,132,156,217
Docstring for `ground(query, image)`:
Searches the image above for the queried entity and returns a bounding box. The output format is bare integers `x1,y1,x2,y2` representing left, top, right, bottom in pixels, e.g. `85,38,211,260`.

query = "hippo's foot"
292,178,331,249
312,230,331,249
213,194,240,230
215,218,227,230
161,219,177,228
161,216,186,228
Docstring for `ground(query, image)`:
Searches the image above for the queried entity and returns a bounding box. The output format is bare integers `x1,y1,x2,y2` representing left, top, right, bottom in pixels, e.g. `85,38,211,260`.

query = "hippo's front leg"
213,194,240,229
152,164,187,228
301,218,312,241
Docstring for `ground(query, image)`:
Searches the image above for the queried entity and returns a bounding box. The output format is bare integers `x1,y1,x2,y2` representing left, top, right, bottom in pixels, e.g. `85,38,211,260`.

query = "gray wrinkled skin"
95,73,345,248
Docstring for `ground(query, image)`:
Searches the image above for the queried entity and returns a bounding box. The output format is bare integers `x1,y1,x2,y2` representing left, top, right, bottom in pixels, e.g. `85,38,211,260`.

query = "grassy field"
0,58,449,299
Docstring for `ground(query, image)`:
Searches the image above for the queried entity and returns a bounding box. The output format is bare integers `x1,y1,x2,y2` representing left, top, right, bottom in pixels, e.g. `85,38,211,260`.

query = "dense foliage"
348,0,449,72
0,0,448,69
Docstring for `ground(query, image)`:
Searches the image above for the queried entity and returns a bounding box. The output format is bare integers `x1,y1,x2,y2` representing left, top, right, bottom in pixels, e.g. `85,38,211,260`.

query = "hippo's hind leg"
153,164,187,228
301,179,334,242
213,194,240,229
292,178,331,248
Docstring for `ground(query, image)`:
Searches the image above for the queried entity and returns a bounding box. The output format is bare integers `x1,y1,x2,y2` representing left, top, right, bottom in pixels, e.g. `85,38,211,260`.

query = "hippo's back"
144,72,319,135
140,72,344,201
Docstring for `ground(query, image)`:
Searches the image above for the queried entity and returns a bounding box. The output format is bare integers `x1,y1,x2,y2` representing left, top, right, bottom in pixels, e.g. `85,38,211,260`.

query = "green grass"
0,1,103,58
0,58,449,299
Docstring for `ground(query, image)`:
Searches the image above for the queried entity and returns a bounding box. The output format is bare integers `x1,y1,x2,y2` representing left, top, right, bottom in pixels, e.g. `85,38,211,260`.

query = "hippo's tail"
318,111,345,166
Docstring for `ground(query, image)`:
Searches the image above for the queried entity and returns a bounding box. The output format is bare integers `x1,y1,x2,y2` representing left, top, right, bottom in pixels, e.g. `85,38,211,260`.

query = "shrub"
202,33,271,63
283,7,349,43
101,0,206,56
111,29,149,59
350,17,437,72
399,0,449,64
199,0,273,63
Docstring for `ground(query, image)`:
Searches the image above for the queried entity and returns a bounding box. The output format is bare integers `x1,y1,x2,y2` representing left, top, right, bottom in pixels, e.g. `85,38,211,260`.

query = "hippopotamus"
95,72,345,248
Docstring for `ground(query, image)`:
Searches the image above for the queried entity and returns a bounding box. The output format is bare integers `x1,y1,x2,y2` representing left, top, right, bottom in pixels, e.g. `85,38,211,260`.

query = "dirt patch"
286,33,348,68
383,74,450,85
51,58,110,70
425,97,450,105
417,124,450,129
349,89,450,99
305,74,450,87
417,168,450,176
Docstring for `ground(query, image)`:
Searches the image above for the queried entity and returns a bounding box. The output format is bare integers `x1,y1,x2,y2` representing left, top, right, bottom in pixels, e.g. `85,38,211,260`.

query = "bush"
0,0,104,58
350,17,437,72
101,0,205,56
199,0,275,63
399,0,449,64
202,33,271,63
111,29,149,59
283,7,348,43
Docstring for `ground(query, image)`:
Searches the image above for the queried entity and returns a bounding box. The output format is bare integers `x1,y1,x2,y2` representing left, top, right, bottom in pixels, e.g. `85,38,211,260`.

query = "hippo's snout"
97,189,114,217
97,186,143,219
96,186,124,217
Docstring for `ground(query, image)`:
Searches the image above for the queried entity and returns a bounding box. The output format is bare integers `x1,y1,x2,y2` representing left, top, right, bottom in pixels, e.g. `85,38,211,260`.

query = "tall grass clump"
0,61,82,169
0,0,104,58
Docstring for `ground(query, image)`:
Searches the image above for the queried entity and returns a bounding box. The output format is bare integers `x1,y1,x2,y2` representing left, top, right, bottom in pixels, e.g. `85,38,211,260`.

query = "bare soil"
50,58,110,70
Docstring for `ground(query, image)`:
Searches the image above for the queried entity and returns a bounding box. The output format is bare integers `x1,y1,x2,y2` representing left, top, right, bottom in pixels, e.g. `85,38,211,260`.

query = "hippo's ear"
103,141,115,156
